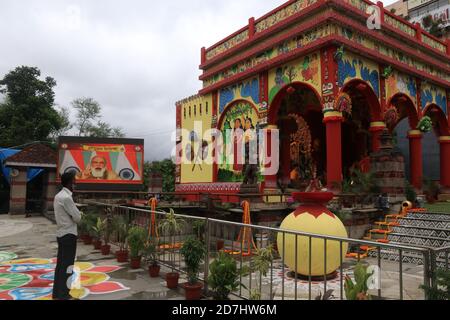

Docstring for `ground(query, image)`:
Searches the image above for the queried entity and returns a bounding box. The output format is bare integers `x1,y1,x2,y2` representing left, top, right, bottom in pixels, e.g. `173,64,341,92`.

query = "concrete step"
43,211,56,224
398,217,450,229
387,233,450,248
392,226,450,239
368,247,449,269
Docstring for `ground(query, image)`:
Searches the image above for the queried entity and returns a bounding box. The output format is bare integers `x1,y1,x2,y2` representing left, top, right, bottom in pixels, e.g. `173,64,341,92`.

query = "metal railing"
84,201,448,300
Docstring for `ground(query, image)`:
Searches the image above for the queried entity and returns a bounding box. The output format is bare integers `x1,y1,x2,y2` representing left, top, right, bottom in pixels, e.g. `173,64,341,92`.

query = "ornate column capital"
323,111,343,123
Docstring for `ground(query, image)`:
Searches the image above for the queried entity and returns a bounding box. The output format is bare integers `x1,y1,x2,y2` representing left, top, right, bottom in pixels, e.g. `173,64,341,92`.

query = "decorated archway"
267,82,324,190
386,93,420,188
216,99,260,183
340,79,382,177
423,103,450,191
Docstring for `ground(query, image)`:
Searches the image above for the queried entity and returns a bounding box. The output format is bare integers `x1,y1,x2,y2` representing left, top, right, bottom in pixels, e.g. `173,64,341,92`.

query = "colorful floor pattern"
0,252,129,300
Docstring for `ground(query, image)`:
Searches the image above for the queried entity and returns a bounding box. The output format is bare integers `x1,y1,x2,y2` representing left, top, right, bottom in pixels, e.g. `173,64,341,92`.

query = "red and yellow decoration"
334,92,352,115
277,192,348,276
0,254,128,300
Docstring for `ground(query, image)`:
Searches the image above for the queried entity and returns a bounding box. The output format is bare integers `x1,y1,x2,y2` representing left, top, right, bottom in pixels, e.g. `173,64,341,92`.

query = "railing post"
423,250,431,300
203,218,210,295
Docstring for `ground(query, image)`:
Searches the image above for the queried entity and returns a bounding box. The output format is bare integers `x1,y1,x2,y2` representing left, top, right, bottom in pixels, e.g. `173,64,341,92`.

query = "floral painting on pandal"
385,70,417,106
203,25,331,89
0,252,129,300
219,77,260,114
421,83,447,114
338,51,380,97
268,53,321,104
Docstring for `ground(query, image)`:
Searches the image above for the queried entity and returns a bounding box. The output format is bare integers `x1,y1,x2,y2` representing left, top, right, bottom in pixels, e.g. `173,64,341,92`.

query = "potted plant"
112,215,130,263
249,245,274,300
192,220,206,242
101,216,112,255
127,226,147,269
344,263,373,300
81,213,97,245
91,217,105,250
180,236,206,300
208,251,241,300
144,238,160,277
158,209,185,289
423,178,439,204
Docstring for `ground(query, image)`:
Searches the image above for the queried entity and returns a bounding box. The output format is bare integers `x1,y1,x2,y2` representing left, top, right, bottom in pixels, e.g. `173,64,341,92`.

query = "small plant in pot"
81,213,97,245
112,215,130,263
144,238,160,277
208,251,243,300
127,226,147,269
159,208,186,289
180,236,206,300
91,217,105,250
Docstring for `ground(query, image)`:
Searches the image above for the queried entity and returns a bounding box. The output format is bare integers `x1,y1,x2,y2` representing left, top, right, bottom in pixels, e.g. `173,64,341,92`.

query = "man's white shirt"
53,187,81,238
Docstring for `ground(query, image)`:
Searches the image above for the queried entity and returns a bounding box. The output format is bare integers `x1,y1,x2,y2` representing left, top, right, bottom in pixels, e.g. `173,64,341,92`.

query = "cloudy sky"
0,0,396,161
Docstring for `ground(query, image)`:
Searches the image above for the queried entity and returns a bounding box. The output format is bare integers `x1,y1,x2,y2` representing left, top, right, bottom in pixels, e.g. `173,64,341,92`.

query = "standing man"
52,172,82,300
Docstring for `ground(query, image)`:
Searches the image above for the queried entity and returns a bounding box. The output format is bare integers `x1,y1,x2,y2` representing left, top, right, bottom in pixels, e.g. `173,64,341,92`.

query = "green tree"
422,15,445,38
0,66,64,147
143,159,175,194
72,97,101,136
72,97,124,138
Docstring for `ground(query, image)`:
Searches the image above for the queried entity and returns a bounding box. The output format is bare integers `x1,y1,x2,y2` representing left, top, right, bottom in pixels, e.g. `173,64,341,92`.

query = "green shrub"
127,226,147,258
180,236,206,284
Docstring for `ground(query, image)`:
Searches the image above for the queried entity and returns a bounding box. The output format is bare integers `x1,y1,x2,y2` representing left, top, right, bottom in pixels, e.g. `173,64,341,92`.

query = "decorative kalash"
277,180,348,279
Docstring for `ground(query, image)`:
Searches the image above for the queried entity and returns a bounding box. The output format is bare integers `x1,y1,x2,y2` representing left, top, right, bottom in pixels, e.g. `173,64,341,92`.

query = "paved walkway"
0,215,185,300
0,214,426,300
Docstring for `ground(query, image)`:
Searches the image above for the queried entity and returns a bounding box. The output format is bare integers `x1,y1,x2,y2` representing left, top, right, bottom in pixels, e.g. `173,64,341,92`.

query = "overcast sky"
0,0,397,161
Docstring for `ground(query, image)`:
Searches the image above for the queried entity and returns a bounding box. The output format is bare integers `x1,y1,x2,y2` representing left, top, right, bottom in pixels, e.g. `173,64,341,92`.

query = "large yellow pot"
277,192,348,276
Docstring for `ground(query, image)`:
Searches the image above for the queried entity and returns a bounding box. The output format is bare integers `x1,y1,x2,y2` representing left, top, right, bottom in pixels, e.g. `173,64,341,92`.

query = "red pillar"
439,136,450,190
370,122,386,152
408,130,423,190
324,112,343,190
264,125,280,190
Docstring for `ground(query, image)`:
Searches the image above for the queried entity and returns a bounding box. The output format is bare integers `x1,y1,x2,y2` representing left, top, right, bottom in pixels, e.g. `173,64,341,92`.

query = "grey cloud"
0,0,395,160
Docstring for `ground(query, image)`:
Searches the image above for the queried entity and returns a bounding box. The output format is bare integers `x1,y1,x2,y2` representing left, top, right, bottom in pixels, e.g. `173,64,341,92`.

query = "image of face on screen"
58,143,143,184
78,156,120,180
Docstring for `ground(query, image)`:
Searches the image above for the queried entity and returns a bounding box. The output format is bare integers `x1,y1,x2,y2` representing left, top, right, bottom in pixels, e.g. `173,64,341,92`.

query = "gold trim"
323,111,343,118
266,125,279,130
370,122,386,128
439,136,450,142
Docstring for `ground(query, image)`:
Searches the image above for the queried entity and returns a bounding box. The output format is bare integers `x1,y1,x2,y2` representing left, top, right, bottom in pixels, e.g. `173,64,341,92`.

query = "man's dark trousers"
52,234,77,299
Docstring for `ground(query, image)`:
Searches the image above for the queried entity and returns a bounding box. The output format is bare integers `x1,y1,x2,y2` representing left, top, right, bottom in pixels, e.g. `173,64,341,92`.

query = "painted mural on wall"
204,25,332,89
338,51,380,97
268,53,321,104
421,82,447,114
219,77,260,114
385,70,417,106
337,25,450,84
218,101,261,182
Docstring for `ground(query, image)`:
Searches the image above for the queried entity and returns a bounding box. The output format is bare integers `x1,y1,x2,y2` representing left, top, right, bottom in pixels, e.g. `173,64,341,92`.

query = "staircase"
347,209,450,268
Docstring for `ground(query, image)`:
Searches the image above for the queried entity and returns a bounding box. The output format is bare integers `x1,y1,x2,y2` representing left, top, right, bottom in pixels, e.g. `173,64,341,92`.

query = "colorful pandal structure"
224,201,257,257
346,201,427,259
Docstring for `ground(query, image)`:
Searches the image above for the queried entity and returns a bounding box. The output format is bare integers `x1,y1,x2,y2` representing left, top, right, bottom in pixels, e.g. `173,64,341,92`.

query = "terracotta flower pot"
130,256,142,269
184,282,203,300
216,240,224,251
101,245,111,256
166,272,180,289
148,265,161,278
93,239,102,250
116,250,129,263
83,236,93,245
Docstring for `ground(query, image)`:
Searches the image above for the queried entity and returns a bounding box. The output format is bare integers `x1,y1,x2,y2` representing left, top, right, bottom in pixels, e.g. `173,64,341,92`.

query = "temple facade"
175,0,450,200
